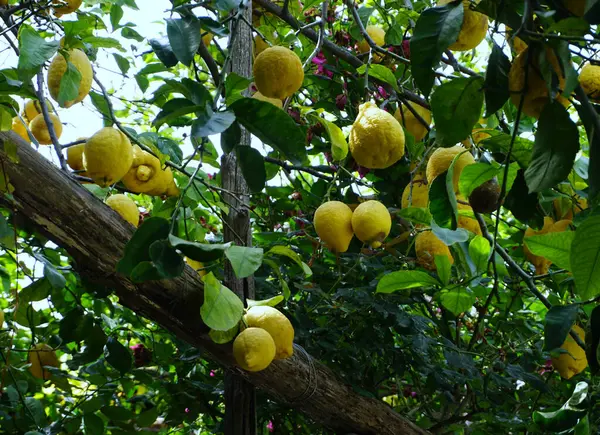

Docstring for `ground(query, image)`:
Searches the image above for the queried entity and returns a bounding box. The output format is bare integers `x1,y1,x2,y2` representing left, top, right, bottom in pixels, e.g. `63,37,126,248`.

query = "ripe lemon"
185,257,207,277
524,217,572,275
23,99,54,122
84,127,133,187
29,113,63,145
252,91,282,108
508,47,569,119
201,32,213,46
66,142,86,171
438,0,488,51
579,63,600,103
426,145,475,192
244,306,294,359
563,0,585,16
106,194,139,227
554,195,588,220
351,200,392,248
28,343,60,380
47,49,93,108
357,26,386,62
415,230,454,271
122,145,179,196
552,325,587,379
232,327,276,372
457,202,482,235
349,102,405,169
505,26,527,54
254,36,269,58
313,201,354,253
253,46,304,100
394,102,431,142
471,128,491,144
11,117,29,143
401,179,429,209
53,0,82,16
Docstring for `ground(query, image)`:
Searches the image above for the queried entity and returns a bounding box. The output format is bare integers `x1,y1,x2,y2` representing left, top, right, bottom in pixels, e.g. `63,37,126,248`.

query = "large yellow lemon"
579,63,600,103
253,46,304,100
47,49,93,108
552,325,587,379
457,202,482,236
415,230,454,271
244,306,294,359
122,145,179,197
29,113,63,145
11,117,29,143
232,327,276,372
351,200,391,248
357,26,386,62
28,343,60,380
313,201,354,253
401,179,429,209
394,101,431,142
106,194,139,227
438,0,488,51
426,145,475,192
83,127,133,187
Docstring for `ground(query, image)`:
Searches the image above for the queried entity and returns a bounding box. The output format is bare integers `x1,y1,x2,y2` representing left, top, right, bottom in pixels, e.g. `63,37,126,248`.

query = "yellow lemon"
349,102,405,169
23,99,54,122
505,26,527,54
29,113,63,145
252,91,282,108
185,257,207,277
47,49,93,108
471,128,491,144
254,36,270,58
426,145,475,192
554,195,588,220
11,117,29,143
201,32,213,46
84,127,133,187
401,179,429,209
351,200,392,247
232,327,276,372
53,0,82,16
357,25,386,62
122,145,179,196
438,0,488,51
106,194,139,227
415,230,454,271
244,305,294,359
394,101,432,142
314,201,354,253
552,325,587,379
579,63,600,103
457,202,482,236
66,142,86,171
28,343,60,380
253,46,304,100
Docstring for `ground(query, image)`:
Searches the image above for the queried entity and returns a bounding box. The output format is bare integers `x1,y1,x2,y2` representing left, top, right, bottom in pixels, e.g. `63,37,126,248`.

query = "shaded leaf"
200,272,244,331
377,270,440,293
117,217,170,276
168,234,231,262
544,305,579,351
225,245,264,279
166,17,202,66
484,43,511,117
571,216,600,300
104,337,133,375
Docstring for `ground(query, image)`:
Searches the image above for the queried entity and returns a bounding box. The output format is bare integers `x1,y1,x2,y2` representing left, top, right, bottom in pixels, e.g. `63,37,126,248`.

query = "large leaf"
236,147,266,193
484,43,511,117
480,133,533,168
459,163,500,199
356,64,399,92
525,231,575,271
166,17,202,66
544,305,579,351
149,240,185,279
440,287,475,315
168,235,231,262
525,102,580,193
376,270,441,293
191,109,236,138
313,117,348,161
410,3,464,97
469,235,491,274
17,26,59,77
230,98,307,165
104,337,133,375
117,217,170,276
431,76,485,146
503,169,542,224
224,245,264,279
153,98,204,129
57,61,82,108
571,216,600,300
200,272,244,331
533,382,588,432
149,36,179,68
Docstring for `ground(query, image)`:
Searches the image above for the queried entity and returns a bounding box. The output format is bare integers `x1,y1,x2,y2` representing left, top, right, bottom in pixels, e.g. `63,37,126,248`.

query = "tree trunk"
0,131,428,435
221,3,257,434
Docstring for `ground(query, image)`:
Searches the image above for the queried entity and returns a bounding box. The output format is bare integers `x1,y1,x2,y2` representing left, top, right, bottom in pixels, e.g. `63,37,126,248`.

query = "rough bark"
0,131,428,435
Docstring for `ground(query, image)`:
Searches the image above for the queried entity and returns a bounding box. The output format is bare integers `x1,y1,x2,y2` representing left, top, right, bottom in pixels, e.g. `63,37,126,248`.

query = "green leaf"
236,147,266,193
410,2,463,96
230,98,307,165
385,24,404,45
0,107,12,132
168,234,231,262
459,163,500,199
225,246,264,279
484,43,511,117
43,263,66,289
17,26,59,77
112,53,130,75
57,61,82,107
585,305,600,375
149,240,185,279
166,17,202,66
429,171,456,230
247,295,285,308
84,413,105,435
435,255,452,286
191,109,236,138
576,96,600,201
137,408,161,428
469,235,491,274
544,305,579,351
554,41,579,98
266,245,312,276
314,117,348,161
19,278,52,303
431,218,469,245
221,122,241,154
209,324,239,344
525,102,580,193
153,98,204,129
533,382,588,432
24,398,45,427
121,27,145,43
104,337,133,375
398,207,432,226
481,133,533,168
571,216,600,300
376,270,440,293
225,72,252,105
101,406,133,421
525,231,575,271
117,217,170,276
200,272,244,331
110,4,124,31
357,64,399,92
149,37,179,68
89,91,112,127
440,287,475,316
431,76,485,146
130,261,163,283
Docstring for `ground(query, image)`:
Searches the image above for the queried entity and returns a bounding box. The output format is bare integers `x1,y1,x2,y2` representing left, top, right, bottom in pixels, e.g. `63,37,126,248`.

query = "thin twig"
36,72,68,171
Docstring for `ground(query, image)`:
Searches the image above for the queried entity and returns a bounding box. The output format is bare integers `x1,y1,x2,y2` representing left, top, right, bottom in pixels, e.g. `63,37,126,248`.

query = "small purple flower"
312,52,334,78
210,370,216,377
376,86,389,99
267,421,274,432
357,166,370,178
335,94,347,110
185,408,190,413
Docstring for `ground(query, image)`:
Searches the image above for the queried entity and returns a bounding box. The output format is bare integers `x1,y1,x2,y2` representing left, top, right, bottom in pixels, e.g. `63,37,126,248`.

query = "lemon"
563,0,586,16
508,47,569,119
394,102,431,142
232,327,276,372
201,32,213,46
357,26,386,62
254,36,269,58
349,102,405,169
552,325,587,379
53,0,82,16
66,142,86,171
23,99,53,122
426,145,475,192
579,63,600,103
554,195,588,220
84,127,133,187
505,26,527,54
11,117,29,143
313,201,354,253
29,113,63,145
185,257,207,277
351,200,392,248
253,46,304,100
401,179,429,209
438,0,488,51
0,310,4,328
471,128,491,144
244,305,294,359
28,343,60,380
415,230,454,271
457,202,482,236
252,91,282,108
122,145,179,196
47,49,93,108
524,217,572,275
106,194,139,227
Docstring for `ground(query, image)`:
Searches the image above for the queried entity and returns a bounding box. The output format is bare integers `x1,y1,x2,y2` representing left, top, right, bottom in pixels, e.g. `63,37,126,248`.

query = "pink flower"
376,86,389,99
312,52,333,78
267,421,274,432
210,370,216,377
185,408,190,413
401,39,411,58
357,166,370,178
335,94,347,110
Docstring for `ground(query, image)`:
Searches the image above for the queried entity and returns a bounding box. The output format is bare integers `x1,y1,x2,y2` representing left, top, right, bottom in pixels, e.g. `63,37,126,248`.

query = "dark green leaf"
104,337,133,375
153,98,204,129
112,53,130,75
586,305,600,375
57,61,82,107
200,272,244,331
221,121,241,154
533,382,588,432
236,147,266,193
376,270,440,293
571,216,600,300
83,413,105,435
544,305,579,351
575,96,600,201
429,171,456,230
121,27,144,42
191,109,236,138
480,133,533,168
130,261,163,283
166,17,202,66
20,278,52,303
110,4,124,31
101,406,133,421
24,398,45,426
89,91,112,127
149,37,179,68
17,26,60,77
149,240,185,279
168,234,231,262
458,163,500,199
225,245,264,278
43,263,66,289
117,217,170,276
137,408,161,428
484,43,511,117
503,169,542,224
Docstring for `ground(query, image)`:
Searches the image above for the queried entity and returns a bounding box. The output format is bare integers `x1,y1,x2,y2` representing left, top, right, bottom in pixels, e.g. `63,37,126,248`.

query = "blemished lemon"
83,127,133,187
415,230,454,271
53,0,82,16
47,49,93,108
351,200,392,248
122,145,179,197
253,46,304,100
426,145,475,192
349,102,405,169
185,257,207,277
11,117,29,143
401,180,429,209
314,201,354,253
252,91,282,108
438,0,488,51
579,63,600,103
29,113,63,145
28,343,60,380
106,194,139,227
394,101,431,142
244,306,294,359
23,99,54,122
552,325,587,379
232,327,276,372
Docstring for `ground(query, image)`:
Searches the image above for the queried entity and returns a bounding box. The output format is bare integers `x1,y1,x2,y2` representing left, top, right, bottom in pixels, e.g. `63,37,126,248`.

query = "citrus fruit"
232,327,276,372
426,145,475,192
53,0,82,16
401,180,429,209
254,36,269,58
505,26,527,54
351,200,392,248
357,25,386,61
552,325,587,379
29,113,63,145
469,179,501,214
313,201,354,253
394,101,431,142
47,49,93,108
253,46,304,100
83,127,133,187
579,63,600,103
28,343,60,380
185,257,207,277
106,194,139,227
438,0,488,51
23,99,54,122
11,117,29,143
253,91,282,108
415,230,454,271
244,305,294,359
457,202,482,236
66,142,86,171
122,145,179,196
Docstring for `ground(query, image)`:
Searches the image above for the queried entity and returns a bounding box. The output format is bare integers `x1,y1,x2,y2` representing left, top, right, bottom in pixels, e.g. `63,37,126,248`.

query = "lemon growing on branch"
253,46,304,100
313,201,354,253
351,200,392,248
